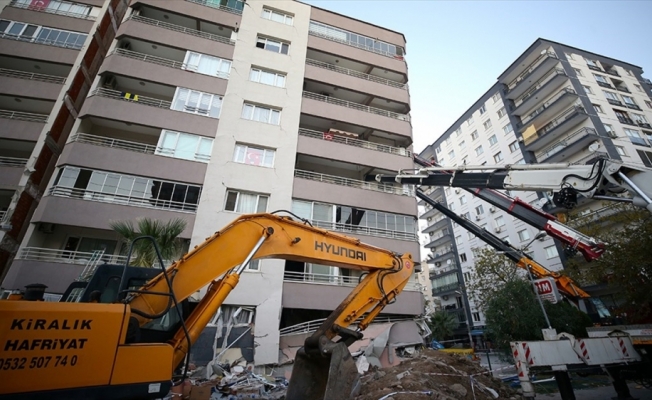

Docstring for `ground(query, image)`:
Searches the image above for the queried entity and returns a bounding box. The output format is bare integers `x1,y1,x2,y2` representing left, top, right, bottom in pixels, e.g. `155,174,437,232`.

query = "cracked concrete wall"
191,0,310,365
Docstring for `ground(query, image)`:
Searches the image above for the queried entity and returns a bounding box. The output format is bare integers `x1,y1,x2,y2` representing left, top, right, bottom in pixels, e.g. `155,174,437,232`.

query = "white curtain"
236,193,257,213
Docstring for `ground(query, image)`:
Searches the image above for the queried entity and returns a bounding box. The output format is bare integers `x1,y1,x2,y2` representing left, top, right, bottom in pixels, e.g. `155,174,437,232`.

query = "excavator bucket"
286,342,361,400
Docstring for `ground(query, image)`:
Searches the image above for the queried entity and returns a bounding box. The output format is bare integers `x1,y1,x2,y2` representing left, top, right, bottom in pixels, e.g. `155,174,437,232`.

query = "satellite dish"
588,141,601,153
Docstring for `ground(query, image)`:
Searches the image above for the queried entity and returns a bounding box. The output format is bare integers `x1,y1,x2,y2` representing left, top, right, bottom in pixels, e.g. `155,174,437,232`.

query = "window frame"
256,36,290,55
261,7,293,25
508,141,519,153
183,51,232,79
517,229,530,242
233,143,276,168
545,245,559,259
171,87,222,118
488,134,498,146
241,103,282,125
493,151,504,163
224,190,269,213
483,119,492,130
156,130,214,163
249,67,286,88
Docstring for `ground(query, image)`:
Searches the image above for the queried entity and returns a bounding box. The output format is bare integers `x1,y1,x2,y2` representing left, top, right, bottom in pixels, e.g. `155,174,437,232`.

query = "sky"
302,0,652,153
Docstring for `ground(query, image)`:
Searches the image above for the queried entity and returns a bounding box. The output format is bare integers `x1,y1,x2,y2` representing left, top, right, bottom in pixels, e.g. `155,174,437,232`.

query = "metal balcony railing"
48,186,198,213
294,169,414,196
0,156,28,167
128,15,234,45
111,48,229,79
298,128,411,157
8,0,96,20
596,80,614,89
89,87,172,109
0,109,48,123
507,51,558,91
70,133,157,154
184,0,243,14
305,58,407,89
625,103,641,111
283,270,420,291
0,67,66,84
0,31,84,50
302,91,410,121
306,219,418,242
519,87,576,127
604,69,620,77
308,23,403,59
279,315,417,336
514,68,567,106
432,282,460,294
606,98,623,106
16,247,127,265
615,86,630,93
431,265,457,275
535,127,597,160
617,116,635,126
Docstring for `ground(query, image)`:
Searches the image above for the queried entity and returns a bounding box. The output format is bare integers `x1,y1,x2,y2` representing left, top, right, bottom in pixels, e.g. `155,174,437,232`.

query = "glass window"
517,229,530,242
459,140,466,149
493,152,504,162
497,107,507,118
261,8,293,25
156,130,214,162
241,103,281,125
249,67,286,88
483,119,492,130
545,245,559,259
509,141,519,153
475,145,484,156
171,87,222,118
495,216,505,227
489,135,498,145
616,146,627,156
183,51,231,78
225,190,269,213
503,124,514,135
233,144,275,167
470,131,479,140
256,36,290,55
460,195,467,205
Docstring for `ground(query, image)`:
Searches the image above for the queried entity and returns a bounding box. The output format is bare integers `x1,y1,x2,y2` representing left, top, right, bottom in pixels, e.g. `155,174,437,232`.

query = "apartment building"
0,0,421,365
419,38,652,343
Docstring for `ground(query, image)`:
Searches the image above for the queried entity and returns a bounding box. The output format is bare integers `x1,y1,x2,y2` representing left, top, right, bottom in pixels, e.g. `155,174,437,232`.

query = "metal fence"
0,109,48,123
302,91,410,121
9,0,96,20
0,31,84,50
129,15,234,45
305,58,406,89
70,133,157,154
16,247,127,265
0,156,28,167
307,219,418,242
535,127,597,160
184,0,243,15
295,170,413,196
279,315,418,336
298,128,411,157
89,87,172,109
0,67,66,84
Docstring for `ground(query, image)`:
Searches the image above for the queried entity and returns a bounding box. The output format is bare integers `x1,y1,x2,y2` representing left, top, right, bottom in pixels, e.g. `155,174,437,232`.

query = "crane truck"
0,212,416,400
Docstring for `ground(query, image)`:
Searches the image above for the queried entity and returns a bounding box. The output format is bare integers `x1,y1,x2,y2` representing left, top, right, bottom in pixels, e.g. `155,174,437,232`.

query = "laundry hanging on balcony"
121,92,139,102
323,128,359,141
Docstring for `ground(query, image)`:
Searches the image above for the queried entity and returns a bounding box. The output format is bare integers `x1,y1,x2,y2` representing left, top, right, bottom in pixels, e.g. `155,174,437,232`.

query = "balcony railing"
280,315,418,336
305,58,407,89
617,116,635,126
89,87,172,109
48,186,198,213
636,122,652,129
514,67,567,106
519,88,576,127
587,64,602,72
295,170,413,196
567,203,632,228
184,0,243,14
535,127,597,160
128,15,234,45
306,219,418,241
302,91,410,121
507,51,558,91
615,86,630,93
0,156,28,167
110,48,229,79
16,247,127,265
8,0,96,20
70,133,156,154
596,81,614,89
604,69,620,77
283,271,420,291
298,128,411,157
432,282,460,295
431,265,457,276
606,98,623,106
0,31,84,50
0,68,66,84
308,23,403,59
625,103,641,111
0,109,48,123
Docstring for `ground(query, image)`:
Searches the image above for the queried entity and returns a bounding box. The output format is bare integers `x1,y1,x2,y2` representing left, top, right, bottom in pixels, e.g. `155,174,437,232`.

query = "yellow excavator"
0,212,415,400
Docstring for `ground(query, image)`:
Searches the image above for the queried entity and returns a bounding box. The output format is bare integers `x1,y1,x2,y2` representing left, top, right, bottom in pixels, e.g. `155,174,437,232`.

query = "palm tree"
429,310,458,342
111,217,188,267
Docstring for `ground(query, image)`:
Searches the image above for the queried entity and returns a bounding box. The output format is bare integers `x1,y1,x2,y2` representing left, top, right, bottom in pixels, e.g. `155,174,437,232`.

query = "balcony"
432,282,460,296
0,109,48,141
604,69,620,77
625,103,642,111
298,128,410,157
294,170,412,196
0,67,65,84
422,216,449,234
606,98,623,107
305,59,406,89
424,231,452,249
567,203,635,228
283,271,421,292
7,0,96,20
505,51,559,100
0,109,48,123
636,122,652,129
628,136,649,147
535,127,599,163
184,0,243,14
0,29,85,50
615,86,630,93
306,219,418,242
518,88,578,130
512,68,569,116
587,64,602,72
0,34,80,65
428,247,455,263
596,81,614,89
0,68,62,101
430,264,458,278
0,156,27,187
128,15,234,46
617,116,636,126
523,105,588,151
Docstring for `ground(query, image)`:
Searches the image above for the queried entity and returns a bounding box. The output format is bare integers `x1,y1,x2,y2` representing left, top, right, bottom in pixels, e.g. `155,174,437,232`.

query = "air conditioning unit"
454,188,461,194
38,223,55,234
427,217,432,222
494,226,502,233
475,215,482,221
489,206,496,213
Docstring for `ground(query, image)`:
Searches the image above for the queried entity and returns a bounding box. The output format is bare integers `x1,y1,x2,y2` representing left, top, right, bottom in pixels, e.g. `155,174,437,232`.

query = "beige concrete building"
0,0,422,365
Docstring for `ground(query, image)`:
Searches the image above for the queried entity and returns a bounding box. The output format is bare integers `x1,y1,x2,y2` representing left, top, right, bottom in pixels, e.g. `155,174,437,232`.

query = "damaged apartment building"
0,0,424,368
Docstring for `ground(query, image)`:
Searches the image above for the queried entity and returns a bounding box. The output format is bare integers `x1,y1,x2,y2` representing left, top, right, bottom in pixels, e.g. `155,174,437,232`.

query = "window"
475,205,484,215
256,36,289,55
475,145,484,156
565,52,574,60
448,150,455,159
249,67,286,87
448,202,455,211
470,130,479,140
245,259,261,271
467,231,474,240
455,235,462,245
604,124,615,135
14,0,93,16
463,272,471,282
574,68,583,77
645,100,652,109
156,130,213,162
0,19,87,49
593,104,604,114
494,216,505,227
483,119,492,130
445,137,452,146
497,107,507,118
479,105,486,115
466,117,474,126
616,146,627,156
233,144,275,167
489,134,498,145
183,51,231,78
593,74,609,84
242,103,281,125
624,128,647,146
603,91,619,101
503,124,514,135
171,87,222,118
493,152,504,162
637,149,652,167
261,8,293,25
492,93,501,103
472,312,481,322
545,245,559,259
459,140,466,149
454,128,462,137
462,212,471,219
634,84,643,92
308,21,403,57
225,190,269,213
632,113,648,125
585,58,598,68
622,95,637,106
460,195,467,205
460,253,467,262
517,229,530,242
583,85,593,94
435,146,442,154
508,141,519,153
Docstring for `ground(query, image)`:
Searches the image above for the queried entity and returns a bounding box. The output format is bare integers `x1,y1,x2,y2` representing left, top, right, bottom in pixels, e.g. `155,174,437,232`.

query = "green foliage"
544,301,593,338
428,310,458,341
111,217,188,267
466,247,520,308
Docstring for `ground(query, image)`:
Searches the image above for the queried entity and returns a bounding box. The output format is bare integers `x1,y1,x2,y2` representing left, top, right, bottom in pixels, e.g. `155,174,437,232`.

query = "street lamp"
455,289,474,349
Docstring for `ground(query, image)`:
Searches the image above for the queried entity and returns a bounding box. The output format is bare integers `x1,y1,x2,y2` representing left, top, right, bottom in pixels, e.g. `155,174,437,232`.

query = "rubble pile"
354,349,518,400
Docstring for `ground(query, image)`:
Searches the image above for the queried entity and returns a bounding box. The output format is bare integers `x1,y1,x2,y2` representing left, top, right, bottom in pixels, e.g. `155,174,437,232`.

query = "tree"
111,217,188,267
466,247,521,308
428,310,458,341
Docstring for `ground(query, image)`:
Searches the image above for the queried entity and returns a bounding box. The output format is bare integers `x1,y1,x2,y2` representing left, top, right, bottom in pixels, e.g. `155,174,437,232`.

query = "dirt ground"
355,349,519,400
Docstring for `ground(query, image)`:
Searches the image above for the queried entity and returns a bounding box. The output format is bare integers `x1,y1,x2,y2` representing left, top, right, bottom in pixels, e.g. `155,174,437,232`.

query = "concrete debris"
448,383,467,398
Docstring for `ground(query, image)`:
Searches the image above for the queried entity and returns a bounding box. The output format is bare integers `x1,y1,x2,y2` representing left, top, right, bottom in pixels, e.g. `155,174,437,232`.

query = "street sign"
533,277,561,304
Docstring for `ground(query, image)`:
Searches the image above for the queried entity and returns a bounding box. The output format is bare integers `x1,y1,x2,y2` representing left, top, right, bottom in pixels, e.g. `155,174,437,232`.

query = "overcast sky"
303,0,652,153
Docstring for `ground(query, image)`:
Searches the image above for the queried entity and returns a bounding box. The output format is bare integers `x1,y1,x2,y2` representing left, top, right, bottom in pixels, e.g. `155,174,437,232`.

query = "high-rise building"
419,38,652,341
0,0,422,365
